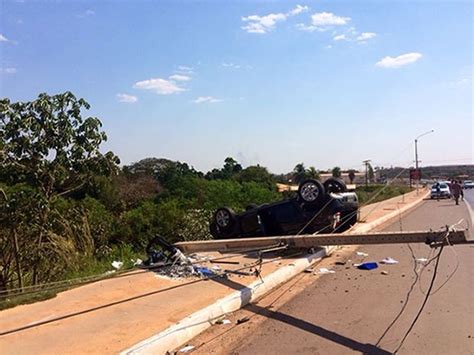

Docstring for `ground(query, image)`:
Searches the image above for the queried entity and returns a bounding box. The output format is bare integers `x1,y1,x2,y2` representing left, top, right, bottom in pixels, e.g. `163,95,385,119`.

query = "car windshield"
432,184,448,189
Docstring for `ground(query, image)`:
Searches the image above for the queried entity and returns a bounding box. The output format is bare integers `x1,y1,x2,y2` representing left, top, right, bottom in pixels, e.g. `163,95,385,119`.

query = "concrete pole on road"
414,129,434,194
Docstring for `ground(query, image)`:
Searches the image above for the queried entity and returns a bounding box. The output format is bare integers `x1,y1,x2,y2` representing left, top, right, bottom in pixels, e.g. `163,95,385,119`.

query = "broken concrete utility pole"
174,230,472,254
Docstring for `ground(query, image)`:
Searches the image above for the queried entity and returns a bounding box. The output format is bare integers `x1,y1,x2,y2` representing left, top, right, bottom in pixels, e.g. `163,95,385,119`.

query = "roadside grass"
356,184,413,205
0,244,145,311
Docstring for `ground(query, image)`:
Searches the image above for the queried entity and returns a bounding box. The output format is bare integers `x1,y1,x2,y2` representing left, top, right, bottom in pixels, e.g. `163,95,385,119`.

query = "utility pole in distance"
363,159,371,187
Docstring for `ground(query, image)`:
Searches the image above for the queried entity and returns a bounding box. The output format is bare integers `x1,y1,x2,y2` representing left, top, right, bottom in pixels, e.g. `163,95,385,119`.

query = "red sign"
410,169,421,180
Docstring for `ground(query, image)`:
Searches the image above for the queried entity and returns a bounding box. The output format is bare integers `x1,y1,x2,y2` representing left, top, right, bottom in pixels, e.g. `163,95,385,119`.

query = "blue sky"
1,1,472,173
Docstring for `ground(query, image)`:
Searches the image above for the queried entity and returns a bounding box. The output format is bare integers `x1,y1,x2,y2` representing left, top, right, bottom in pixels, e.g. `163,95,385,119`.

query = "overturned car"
210,178,359,239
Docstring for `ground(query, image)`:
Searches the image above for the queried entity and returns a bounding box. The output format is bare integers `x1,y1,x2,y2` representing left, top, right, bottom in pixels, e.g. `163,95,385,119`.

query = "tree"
306,166,320,180
348,170,356,184
332,166,341,178
0,92,120,285
206,157,242,180
238,165,275,190
368,164,374,183
293,163,307,184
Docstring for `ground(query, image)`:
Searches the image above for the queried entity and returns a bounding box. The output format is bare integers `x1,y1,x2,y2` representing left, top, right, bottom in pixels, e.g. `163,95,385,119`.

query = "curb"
351,189,429,234
121,189,429,354
121,249,326,354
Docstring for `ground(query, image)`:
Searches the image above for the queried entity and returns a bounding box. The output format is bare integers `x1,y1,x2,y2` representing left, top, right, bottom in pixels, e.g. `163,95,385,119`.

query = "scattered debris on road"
356,251,369,257
317,268,336,274
178,344,195,352
237,316,250,325
380,257,399,264
357,262,378,270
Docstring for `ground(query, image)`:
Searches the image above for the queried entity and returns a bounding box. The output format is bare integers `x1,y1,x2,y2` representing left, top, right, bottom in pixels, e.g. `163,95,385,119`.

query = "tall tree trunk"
12,226,23,291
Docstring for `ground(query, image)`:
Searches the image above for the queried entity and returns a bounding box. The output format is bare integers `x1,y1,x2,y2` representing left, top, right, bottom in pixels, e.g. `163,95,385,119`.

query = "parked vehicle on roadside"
210,178,359,239
430,182,451,199
462,180,474,189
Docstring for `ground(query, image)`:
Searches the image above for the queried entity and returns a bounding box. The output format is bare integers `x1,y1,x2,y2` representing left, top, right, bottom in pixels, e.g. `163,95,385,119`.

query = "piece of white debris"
211,265,221,271
179,345,195,352
416,258,428,264
111,261,123,270
380,257,399,265
356,252,369,257
317,268,336,274
132,258,143,266
381,270,389,275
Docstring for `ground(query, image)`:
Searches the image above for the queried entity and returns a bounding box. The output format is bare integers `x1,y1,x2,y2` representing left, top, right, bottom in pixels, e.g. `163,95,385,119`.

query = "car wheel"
214,207,236,231
298,179,325,204
323,178,347,193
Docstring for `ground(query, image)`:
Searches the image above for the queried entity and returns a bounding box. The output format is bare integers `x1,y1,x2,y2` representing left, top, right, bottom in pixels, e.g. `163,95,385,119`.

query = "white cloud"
193,96,222,104
242,5,309,34
0,67,17,74
169,74,191,81
333,34,347,41
0,34,9,42
376,52,423,68
295,23,321,32
77,9,95,18
289,4,309,16
222,62,242,69
311,12,350,27
116,93,138,103
134,77,186,95
356,32,376,42
176,65,194,74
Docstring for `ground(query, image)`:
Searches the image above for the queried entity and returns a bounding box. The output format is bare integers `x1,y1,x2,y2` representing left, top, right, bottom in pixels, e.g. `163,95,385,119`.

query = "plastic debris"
304,268,314,273
179,345,195,352
195,267,215,277
381,270,389,275
356,251,369,257
357,262,378,270
211,265,221,271
380,257,399,265
317,268,336,274
416,258,428,264
132,258,143,266
111,261,123,270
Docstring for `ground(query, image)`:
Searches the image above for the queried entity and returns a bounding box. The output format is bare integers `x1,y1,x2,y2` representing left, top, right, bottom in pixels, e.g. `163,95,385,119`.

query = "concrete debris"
317,268,336,274
154,264,197,279
380,257,399,265
356,251,369,257
111,261,123,270
179,345,195,352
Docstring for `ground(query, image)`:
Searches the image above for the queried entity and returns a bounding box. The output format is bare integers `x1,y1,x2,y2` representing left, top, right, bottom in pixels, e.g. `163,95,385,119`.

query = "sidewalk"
0,188,428,355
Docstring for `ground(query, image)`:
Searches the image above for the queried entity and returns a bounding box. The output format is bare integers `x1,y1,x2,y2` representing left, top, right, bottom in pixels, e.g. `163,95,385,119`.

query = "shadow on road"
243,302,391,354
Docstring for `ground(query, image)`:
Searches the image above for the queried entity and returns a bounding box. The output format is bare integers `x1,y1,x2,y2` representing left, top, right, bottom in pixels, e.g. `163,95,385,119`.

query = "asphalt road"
192,197,474,354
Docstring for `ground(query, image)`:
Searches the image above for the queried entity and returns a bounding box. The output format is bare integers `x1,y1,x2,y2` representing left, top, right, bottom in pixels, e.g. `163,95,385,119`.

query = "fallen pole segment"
175,230,472,254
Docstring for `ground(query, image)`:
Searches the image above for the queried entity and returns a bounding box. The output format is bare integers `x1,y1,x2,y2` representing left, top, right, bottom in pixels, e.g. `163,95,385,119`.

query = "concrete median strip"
121,189,429,354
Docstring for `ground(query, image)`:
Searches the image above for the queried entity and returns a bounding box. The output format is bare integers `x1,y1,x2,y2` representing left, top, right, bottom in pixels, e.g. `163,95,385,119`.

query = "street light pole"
414,129,434,194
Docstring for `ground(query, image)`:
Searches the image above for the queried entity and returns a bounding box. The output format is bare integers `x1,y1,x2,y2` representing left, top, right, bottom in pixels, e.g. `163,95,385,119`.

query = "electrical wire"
393,245,445,354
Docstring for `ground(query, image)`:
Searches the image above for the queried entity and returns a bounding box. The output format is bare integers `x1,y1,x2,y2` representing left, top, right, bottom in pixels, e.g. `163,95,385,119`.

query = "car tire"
323,178,347,193
214,207,236,231
298,179,325,204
